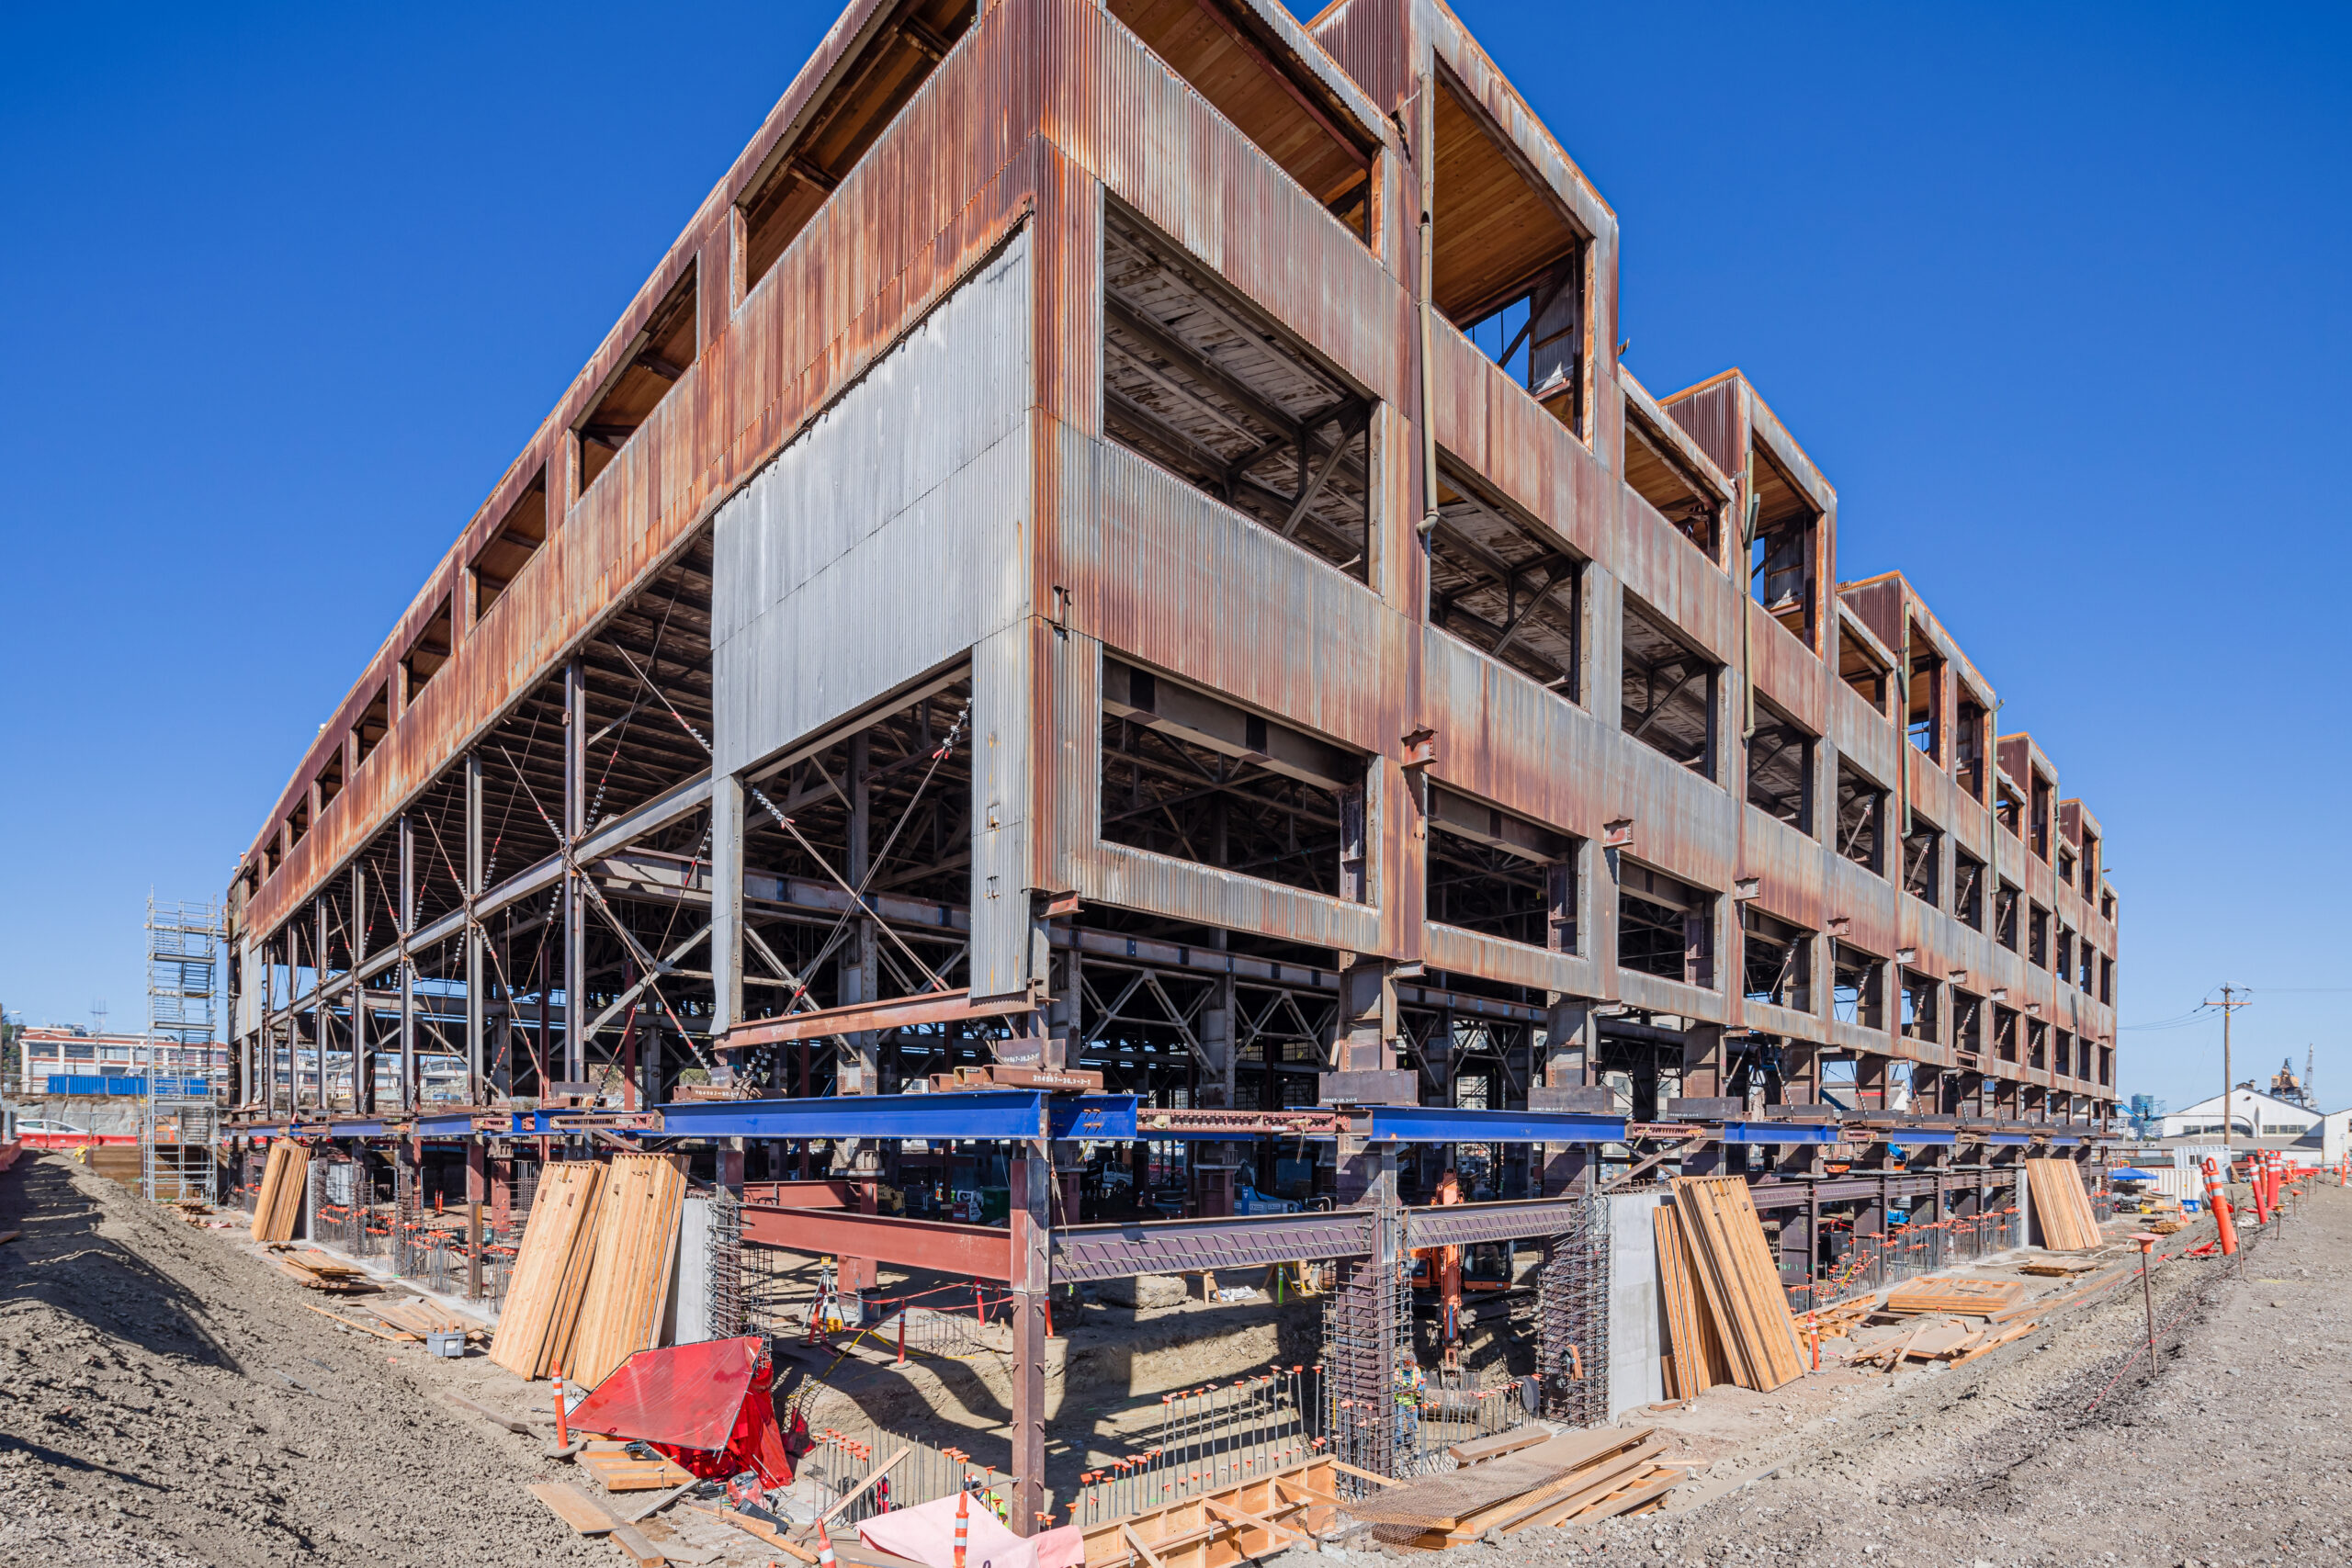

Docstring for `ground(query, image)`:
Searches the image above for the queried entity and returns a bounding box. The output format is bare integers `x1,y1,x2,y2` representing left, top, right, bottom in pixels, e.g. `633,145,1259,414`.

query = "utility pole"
2207,986,2252,1156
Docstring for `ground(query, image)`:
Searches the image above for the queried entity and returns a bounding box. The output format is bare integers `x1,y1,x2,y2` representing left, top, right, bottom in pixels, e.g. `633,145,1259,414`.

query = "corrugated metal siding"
714,227,1035,775
971,619,1039,998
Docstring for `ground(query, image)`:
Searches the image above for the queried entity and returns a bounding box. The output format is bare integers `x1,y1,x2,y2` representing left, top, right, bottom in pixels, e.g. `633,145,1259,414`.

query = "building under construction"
217,0,2121,1527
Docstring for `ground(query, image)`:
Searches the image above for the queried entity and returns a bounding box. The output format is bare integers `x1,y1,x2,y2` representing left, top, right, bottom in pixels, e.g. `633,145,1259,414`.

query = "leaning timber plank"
1492,1440,1670,1536
299,1303,414,1342
607,1523,669,1567
1121,1523,1166,1568
1567,1467,1686,1523
531,1482,621,1536
1448,1427,1546,1465
817,1447,910,1526
700,1504,819,1563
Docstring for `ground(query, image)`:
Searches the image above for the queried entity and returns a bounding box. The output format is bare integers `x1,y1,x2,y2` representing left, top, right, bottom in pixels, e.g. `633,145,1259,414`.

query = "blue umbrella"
2108,1168,2157,1181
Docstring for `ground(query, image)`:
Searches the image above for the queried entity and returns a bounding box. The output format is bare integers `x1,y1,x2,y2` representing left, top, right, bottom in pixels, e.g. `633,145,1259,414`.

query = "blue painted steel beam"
331,1120,388,1138
1983,1133,2032,1145
1888,1130,1958,1146
1722,1122,1839,1145
414,1114,478,1137
1355,1105,1625,1145
1052,1095,1138,1141
658,1090,1051,1141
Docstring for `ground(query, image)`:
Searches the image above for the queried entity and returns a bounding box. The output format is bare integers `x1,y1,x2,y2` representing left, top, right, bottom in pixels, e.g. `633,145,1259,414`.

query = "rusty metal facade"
229,0,2116,1127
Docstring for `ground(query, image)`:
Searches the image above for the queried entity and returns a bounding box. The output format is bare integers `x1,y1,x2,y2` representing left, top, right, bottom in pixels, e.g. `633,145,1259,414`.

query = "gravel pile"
0,1154,605,1567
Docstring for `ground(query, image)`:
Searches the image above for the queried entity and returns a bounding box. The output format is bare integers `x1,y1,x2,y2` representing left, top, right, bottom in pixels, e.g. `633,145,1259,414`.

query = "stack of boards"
491,1154,688,1385
1351,1427,1681,1546
2025,1158,2104,1252
273,1247,374,1293
250,1142,310,1243
1655,1176,1804,1397
1882,1276,2026,1316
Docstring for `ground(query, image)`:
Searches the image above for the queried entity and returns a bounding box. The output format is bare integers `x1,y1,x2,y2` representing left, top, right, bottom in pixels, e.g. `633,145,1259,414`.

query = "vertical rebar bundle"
1322,1257,1410,1483
707,1186,746,1340
1536,1195,1611,1430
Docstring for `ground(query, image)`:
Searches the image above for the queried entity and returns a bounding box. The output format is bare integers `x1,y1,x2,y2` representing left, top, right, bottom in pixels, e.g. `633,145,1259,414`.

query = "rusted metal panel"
725,988,1031,1048
243,0,1045,940
1305,0,1408,116
1045,0,1412,412
1087,840,1382,954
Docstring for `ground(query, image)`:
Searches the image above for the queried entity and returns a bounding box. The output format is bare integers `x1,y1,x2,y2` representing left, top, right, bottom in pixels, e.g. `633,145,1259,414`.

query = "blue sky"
1,3,2344,1111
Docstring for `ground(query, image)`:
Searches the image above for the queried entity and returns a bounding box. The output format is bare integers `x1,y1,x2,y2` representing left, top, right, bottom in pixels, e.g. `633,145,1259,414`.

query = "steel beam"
1354,1105,1625,1144
658,1089,1051,1141
1051,1210,1374,1280
741,1204,1012,1281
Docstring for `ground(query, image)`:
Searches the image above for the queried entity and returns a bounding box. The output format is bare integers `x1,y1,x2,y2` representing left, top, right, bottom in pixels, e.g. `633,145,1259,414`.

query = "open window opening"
2055,842,2076,887
287,794,311,850
1953,848,1984,930
2098,1044,2113,1087
577,264,697,494
1952,989,1984,1059
2030,773,2052,860
1901,816,1939,906
1838,626,1890,716
354,683,390,771
1745,699,1814,835
2028,902,2050,968
1102,203,1374,580
1101,658,1368,899
1741,907,1811,1012
315,748,345,814
401,600,453,705
1428,458,1582,697
1994,1004,2019,1063
1623,399,1724,557
1954,694,1987,799
1747,447,1818,646
1620,598,1717,779
737,0,979,293
1615,863,1714,988
470,469,548,622
1900,970,1939,1043
1835,761,1885,875
1425,784,1576,952
264,833,282,877
1831,942,1884,1029
1431,68,1589,435
1110,0,1375,241
1996,879,2019,950
2053,1030,2075,1080
1905,632,1941,760
2100,887,2116,921
2054,924,2074,986
2077,937,2096,993
2079,829,2099,897
2099,954,2113,1005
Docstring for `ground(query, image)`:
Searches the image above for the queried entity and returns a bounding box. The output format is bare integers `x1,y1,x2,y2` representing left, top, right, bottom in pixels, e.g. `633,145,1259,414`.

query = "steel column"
466,750,485,1100
563,658,586,1085
399,811,416,1113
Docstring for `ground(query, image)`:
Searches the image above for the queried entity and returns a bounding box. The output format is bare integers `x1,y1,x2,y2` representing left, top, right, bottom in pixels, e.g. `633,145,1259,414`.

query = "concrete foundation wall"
1607,1190,1667,1419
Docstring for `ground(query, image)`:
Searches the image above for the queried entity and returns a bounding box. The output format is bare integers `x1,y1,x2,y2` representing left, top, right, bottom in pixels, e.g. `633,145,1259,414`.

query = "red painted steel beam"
718,987,1030,1049
741,1204,1013,1282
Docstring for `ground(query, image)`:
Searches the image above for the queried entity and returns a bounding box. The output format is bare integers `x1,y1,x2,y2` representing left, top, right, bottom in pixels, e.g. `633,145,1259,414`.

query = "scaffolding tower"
144,894,221,1204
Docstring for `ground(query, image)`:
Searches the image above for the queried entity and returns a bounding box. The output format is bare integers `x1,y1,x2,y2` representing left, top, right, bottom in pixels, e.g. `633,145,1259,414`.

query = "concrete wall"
1606,1190,1667,1419
670,1191,714,1347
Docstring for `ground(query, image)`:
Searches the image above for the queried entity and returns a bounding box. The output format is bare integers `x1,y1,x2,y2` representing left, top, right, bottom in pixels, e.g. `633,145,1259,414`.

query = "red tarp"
565,1335,797,1487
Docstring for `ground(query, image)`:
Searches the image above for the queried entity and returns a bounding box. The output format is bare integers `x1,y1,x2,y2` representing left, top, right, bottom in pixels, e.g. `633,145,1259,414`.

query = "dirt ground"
1483,1180,2352,1568
8,1154,2349,1568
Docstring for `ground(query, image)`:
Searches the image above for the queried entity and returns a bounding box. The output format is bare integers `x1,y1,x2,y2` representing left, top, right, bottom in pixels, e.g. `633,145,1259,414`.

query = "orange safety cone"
2200,1158,2238,1257
552,1365,570,1449
814,1519,840,1568
954,1486,969,1568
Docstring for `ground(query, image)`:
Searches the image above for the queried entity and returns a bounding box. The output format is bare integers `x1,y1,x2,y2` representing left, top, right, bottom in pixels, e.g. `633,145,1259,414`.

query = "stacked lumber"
250,1142,309,1242
580,1443,695,1492
569,1154,692,1386
491,1162,606,1378
1077,1454,1342,1568
275,1248,376,1293
1654,1207,1730,1399
2026,1158,2103,1251
1669,1177,1804,1392
1849,1317,2040,1371
1882,1277,2026,1317
1349,1427,1682,1546
1801,1295,1878,1339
